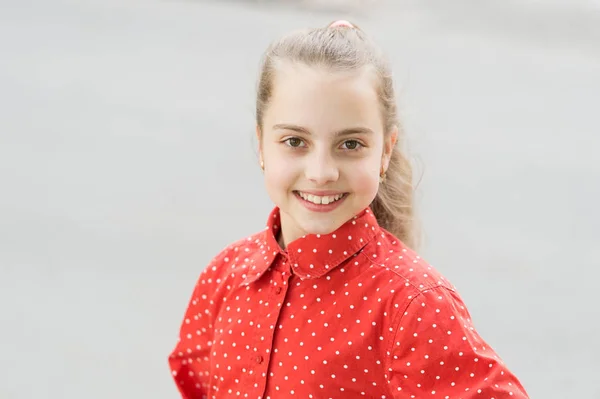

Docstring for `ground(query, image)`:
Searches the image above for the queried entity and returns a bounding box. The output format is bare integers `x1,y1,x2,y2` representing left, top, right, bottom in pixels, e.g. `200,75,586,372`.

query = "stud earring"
260,159,264,171
379,167,387,183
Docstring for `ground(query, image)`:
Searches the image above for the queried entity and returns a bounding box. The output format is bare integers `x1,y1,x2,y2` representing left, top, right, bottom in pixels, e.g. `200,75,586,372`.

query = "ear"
381,125,398,171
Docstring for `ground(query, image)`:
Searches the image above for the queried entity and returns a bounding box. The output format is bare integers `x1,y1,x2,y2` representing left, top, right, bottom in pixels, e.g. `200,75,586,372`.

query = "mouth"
293,191,348,205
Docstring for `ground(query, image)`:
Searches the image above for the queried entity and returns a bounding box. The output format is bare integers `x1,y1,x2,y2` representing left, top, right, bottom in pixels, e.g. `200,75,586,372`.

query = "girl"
168,20,529,399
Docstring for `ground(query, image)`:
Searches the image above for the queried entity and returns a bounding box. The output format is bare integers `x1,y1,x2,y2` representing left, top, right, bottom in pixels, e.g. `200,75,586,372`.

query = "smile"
294,191,348,205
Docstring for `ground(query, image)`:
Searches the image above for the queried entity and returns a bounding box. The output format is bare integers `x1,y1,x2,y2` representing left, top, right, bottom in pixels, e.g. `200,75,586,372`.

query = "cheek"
264,150,300,191
265,168,292,190
344,155,380,184
349,167,380,195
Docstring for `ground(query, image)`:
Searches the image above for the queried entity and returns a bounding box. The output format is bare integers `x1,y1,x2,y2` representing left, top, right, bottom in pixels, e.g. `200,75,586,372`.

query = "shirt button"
255,355,264,364
275,287,282,295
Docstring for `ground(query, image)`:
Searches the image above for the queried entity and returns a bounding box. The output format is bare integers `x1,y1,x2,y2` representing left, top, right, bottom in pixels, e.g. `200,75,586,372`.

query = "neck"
277,210,305,250
277,231,287,249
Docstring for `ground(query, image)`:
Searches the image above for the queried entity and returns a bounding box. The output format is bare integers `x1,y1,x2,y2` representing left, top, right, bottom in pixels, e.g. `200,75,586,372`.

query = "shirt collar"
240,206,379,286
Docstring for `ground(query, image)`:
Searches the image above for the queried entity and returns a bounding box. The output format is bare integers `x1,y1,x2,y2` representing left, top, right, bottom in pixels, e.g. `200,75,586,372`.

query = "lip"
295,190,347,196
293,191,349,213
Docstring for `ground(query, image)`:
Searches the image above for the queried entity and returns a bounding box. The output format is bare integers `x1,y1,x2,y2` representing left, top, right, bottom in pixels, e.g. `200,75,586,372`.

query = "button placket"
249,268,281,398
271,257,289,297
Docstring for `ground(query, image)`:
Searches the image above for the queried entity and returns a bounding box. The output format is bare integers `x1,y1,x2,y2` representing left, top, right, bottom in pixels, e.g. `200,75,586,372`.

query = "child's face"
258,63,396,245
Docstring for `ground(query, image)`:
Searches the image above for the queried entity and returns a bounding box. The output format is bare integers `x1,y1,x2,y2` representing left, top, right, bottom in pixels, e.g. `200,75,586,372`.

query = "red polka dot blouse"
169,207,529,398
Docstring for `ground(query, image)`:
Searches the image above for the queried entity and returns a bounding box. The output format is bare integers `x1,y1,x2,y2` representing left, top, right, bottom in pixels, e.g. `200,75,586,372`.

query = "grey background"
1,0,599,397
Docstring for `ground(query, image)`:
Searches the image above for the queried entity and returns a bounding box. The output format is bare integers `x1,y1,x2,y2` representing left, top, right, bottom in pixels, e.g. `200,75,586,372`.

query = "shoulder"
363,229,457,294
197,229,270,282
386,284,530,398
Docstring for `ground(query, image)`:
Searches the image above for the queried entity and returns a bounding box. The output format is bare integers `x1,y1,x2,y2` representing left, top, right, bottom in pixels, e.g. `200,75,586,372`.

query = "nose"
304,149,339,185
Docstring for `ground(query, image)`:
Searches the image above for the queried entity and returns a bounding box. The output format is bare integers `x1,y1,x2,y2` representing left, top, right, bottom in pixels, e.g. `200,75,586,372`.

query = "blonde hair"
256,22,417,249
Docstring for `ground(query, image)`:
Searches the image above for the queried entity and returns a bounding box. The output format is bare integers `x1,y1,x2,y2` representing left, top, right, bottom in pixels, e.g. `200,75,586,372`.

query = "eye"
341,140,362,150
284,137,305,148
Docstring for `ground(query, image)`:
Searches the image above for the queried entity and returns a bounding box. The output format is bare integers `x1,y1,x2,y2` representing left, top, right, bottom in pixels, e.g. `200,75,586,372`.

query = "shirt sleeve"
168,253,226,399
388,286,529,398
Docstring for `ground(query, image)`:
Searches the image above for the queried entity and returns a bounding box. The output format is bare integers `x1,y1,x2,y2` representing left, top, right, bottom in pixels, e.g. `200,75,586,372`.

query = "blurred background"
1,0,599,397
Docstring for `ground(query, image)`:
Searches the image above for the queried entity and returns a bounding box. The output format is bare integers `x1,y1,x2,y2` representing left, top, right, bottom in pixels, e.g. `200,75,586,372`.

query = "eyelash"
283,137,364,151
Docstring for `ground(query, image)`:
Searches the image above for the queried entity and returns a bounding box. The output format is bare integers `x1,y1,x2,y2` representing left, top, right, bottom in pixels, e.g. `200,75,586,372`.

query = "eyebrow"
272,124,374,137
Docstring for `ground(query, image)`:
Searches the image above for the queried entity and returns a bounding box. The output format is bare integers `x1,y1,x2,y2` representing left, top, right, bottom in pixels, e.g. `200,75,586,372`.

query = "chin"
297,211,349,236
300,222,341,236
276,191,368,239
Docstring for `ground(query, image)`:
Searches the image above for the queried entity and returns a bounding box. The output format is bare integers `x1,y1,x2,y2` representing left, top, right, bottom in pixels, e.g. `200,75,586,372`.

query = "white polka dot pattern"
168,207,529,399
388,287,527,398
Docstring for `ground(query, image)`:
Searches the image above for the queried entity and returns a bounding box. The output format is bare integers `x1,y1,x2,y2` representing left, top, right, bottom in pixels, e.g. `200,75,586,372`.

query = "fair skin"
257,62,397,248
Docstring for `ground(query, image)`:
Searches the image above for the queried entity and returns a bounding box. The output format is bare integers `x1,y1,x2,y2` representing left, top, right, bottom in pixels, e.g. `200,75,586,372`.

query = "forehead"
265,62,383,133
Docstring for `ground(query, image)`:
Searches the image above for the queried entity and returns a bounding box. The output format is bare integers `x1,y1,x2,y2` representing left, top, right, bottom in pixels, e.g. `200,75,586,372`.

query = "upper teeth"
298,192,345,205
